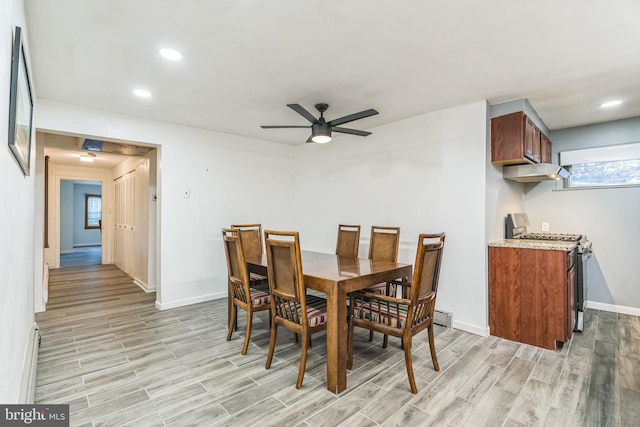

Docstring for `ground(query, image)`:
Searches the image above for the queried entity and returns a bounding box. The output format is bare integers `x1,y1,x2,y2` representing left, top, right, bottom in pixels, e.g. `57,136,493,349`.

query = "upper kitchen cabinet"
541,133,552,163
491,111,551,165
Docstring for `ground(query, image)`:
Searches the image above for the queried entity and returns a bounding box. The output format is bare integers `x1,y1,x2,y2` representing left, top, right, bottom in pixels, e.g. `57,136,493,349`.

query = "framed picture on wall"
7,26,34,176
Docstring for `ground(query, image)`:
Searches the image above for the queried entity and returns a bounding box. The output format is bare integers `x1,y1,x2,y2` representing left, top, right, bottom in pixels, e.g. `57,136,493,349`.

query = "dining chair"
222,227,271,355
335,224,361,258
348,233,445,393
362,225,401,343
264,230,328,389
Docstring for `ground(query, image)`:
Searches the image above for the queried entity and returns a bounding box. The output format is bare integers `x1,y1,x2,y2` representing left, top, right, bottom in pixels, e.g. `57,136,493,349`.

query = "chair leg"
427,322,440,371
265,321,278,369
368,330,374,342
382,334,388,348
226,303,237,341
402,336,418,394
296,331,309,389
242,309,253,355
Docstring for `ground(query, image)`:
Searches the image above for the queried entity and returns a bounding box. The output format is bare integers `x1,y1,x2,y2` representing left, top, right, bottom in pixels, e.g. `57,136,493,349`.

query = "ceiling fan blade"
287,104,318,124
332,127,371,137
261,125,310,129
329,109,378,126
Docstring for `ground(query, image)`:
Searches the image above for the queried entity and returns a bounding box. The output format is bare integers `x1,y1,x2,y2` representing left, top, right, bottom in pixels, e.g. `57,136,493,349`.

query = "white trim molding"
19,324,40,403
133,277,155,293
155,292,227,311
586,300,640,317
453,320,489,337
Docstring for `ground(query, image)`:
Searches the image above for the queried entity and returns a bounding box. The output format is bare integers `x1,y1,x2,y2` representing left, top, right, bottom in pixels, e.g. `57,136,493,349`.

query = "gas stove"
505,213,589,248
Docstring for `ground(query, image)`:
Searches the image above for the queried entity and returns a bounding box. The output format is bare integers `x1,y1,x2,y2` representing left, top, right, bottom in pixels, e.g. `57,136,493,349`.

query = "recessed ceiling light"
80,153,96,163
133,89,152,98
600,100,622,108
160,48,183,61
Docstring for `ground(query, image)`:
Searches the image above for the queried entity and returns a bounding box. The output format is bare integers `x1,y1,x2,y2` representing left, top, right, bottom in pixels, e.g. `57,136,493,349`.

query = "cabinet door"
524,117,541,163
541,133,552,163
491,112,526,164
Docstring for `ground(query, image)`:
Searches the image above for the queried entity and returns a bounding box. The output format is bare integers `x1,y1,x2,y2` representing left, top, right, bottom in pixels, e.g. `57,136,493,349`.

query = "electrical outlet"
182,189,190,199
541,222,550,232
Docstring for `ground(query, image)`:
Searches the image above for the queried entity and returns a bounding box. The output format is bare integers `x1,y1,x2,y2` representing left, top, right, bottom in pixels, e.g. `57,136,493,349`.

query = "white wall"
0,0,36,403
294,101,490,334
525,117,640,314
35,100,297,310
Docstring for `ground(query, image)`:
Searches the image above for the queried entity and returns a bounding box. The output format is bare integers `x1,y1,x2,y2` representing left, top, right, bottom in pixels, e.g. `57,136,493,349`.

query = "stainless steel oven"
505,213,592,332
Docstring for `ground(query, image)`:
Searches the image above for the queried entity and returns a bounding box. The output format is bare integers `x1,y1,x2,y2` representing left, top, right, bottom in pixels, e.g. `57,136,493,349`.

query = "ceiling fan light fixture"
311,134,331,143
311,123,332,143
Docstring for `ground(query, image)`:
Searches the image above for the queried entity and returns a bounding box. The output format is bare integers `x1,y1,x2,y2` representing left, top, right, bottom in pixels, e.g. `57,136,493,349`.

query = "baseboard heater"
19,324,40,403
434,310,452,328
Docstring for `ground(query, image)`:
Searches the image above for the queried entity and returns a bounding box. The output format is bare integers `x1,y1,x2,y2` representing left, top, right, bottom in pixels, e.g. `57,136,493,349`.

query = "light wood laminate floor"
36,264,640,426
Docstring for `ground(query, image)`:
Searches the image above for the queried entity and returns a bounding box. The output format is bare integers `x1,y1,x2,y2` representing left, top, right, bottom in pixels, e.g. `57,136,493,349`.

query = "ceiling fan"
261,103,379,143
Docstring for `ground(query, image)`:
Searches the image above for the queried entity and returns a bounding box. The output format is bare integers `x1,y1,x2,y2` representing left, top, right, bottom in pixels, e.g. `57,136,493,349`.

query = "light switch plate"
541,222,549,232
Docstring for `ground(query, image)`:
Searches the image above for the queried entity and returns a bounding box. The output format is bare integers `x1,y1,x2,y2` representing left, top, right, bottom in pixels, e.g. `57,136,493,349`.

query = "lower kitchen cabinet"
488,246,576,350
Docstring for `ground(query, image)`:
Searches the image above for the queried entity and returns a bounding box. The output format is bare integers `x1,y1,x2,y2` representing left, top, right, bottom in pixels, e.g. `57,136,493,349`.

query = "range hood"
503,164,570,182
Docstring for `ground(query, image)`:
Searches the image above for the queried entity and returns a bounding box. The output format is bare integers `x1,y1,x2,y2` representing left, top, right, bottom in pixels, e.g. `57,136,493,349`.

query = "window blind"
560,141,640,165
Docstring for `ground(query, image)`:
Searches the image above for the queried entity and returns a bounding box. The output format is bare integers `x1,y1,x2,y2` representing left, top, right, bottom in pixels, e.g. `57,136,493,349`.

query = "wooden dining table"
245,250,412,394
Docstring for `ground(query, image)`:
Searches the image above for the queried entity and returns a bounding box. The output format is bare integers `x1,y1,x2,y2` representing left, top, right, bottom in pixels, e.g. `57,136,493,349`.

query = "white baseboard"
19,324,40,403
133,277,156,293
586,300,640,316
155,292,227,311
452,319,489,337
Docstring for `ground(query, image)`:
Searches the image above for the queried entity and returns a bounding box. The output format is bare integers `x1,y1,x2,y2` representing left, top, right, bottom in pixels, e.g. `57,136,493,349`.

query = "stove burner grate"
517,233,582,242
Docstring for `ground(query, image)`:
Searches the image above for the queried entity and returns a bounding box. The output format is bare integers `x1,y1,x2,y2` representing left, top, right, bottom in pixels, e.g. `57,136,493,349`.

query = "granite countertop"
488,239,578,251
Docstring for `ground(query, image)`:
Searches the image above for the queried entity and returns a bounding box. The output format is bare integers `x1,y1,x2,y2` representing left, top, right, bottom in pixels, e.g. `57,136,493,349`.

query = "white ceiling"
25,0,640,147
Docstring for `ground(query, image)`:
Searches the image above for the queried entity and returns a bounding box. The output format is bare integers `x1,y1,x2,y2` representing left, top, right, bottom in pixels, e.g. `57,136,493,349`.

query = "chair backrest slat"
264,230,307,321
222,228,250,299
230,224,263,259
368,226,400,262
411,233,445,302
336,224,361,258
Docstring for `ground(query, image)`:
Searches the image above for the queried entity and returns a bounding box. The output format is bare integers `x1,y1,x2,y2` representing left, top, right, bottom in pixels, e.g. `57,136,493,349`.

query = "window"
560,142,640,188
85,194,102,229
